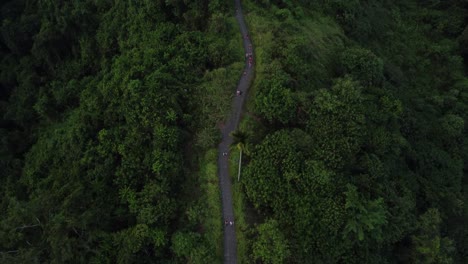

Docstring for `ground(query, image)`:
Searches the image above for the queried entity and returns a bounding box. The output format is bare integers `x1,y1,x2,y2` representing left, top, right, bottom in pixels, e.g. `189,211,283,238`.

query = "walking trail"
217,1,253,263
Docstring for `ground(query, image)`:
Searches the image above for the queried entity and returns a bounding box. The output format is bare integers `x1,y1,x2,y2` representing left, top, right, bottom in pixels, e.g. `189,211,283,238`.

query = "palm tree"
230,130,248,181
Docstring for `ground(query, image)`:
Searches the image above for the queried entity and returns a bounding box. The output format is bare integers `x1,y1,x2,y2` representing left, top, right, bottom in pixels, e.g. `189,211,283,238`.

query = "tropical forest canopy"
0,0,241,263
240,0,468,263
0,0,468,263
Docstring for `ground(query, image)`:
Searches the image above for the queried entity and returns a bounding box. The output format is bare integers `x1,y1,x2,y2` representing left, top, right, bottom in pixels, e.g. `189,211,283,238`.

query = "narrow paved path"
217,1,254,263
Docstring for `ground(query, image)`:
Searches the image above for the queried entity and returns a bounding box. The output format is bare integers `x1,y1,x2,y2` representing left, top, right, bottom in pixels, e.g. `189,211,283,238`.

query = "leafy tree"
255,69,297,124
340,47,384,86
259,84,296,124
243,129,307,213
438,114,464,138
306,77,365,169
252,219,290,264
343,184,387,243
240,0,468,263
411,209,455,264
171,231,200,259
0,0,239,262
171,231,217,263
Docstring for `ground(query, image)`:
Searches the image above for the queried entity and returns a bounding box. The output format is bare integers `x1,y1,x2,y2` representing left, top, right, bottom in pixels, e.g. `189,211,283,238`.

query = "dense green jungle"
1,0,467,263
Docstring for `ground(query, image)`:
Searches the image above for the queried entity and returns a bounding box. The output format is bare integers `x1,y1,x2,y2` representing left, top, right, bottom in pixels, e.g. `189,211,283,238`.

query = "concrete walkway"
217,1,254,263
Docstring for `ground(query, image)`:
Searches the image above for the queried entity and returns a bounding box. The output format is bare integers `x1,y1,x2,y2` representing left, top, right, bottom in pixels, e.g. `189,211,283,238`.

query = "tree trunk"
238,149,242,181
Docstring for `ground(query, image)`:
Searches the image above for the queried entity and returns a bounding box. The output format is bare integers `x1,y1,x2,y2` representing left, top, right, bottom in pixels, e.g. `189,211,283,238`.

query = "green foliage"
113,224,166,263
343,184,387,242
243,129,307,213
307,77,365,169
0,0,238,262
438,114,464,138
243,128,349,261
171,231,199,257
2,0,468,262
194,62,244,149
255,79,297,124
240,0,468,262
341,47,384,86
411,209,455,264
252,60,296,124
252,219,290,264
171,231,214,263
231,129,249,154
173,149,223,264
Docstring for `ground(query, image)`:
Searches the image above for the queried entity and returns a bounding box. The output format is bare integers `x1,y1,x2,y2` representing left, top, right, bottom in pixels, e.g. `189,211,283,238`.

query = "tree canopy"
0,0,239,262
239,0,468,263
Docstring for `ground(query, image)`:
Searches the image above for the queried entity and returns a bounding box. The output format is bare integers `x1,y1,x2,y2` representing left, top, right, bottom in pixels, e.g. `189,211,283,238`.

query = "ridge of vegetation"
1,0,467,263
236,0,468,263
0,1,242,263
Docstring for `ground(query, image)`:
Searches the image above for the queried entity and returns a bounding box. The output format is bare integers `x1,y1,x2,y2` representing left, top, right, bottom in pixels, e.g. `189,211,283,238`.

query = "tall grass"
198,149,224,261
228,146,250,263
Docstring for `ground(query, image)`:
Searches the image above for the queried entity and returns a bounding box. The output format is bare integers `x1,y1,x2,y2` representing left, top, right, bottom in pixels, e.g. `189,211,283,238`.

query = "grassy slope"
198,149,223,259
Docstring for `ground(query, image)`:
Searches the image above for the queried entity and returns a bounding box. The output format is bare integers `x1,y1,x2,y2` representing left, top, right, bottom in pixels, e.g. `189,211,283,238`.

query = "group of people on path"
246,52,253,67
246,39,253,68
224,220,235,226
236,40,253,96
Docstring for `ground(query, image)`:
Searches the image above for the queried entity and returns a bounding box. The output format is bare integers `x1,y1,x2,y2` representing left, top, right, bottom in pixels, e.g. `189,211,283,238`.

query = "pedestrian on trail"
229,221,233,226
225,220,228,226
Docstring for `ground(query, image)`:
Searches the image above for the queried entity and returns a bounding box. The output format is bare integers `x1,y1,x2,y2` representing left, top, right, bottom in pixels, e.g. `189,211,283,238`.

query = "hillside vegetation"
239,0,468,263
1,0,468,263
0,0,241,263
